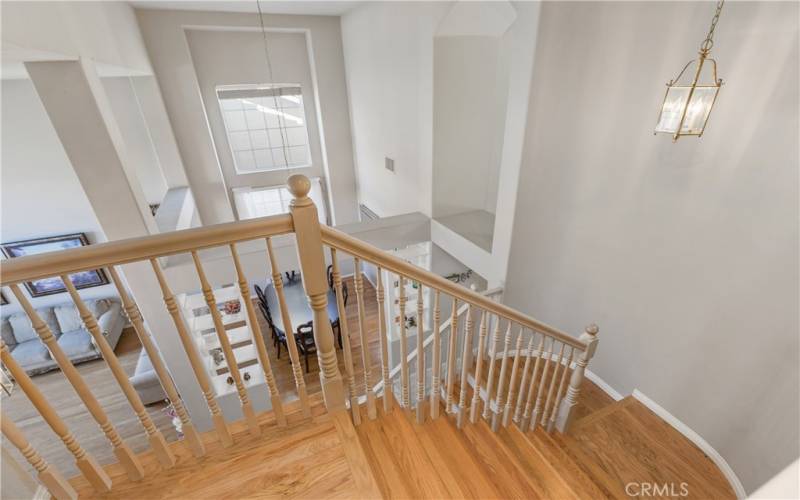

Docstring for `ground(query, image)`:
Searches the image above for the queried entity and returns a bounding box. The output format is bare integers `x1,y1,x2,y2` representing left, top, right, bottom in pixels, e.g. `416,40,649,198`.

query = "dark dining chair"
295,321,317,373
326,265,348,349
254,284,278,344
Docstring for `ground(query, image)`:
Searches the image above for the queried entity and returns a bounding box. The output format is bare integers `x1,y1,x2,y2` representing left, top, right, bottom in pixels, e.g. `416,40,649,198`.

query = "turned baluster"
288,175,345,413
521,335,546,430
353,258,377,419
429,290,441,419
191,251,260,437
398,275,410,409
556,325,599,433
491,323,513,431
1,411,77,500
376,266,392,413
0,341,111,492
61,275,175,468
482,316,501,421
469,311,487,423
445,298,459,414
513,335,536,423
9,284,144,481
265,236,310,416
502,330,525,427
109,267,205,456
229,243,286,427
541,342,566,427
530,337,556,431
331,249,360,424
548,347,574,432
415,281,425,424
456,305,474,429
150,259,233,447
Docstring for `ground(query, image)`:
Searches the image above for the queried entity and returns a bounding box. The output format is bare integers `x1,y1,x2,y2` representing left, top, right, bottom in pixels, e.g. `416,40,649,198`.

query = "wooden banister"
331,248,361,424
320,226,587,351
61,275,175,468
9,284,144,481
1,214,293,285
150,259,233,447
191,251,260,437
1,341,111,493
353,257,377,419
266,236,310,417
430,290,441,419
108,266,206,457
287,175,345,413
376,266,393,414
1,411,77,500
556,325,600,433
470,311,487,423
415,282,425,424
398,275,410,408
230,243,286,427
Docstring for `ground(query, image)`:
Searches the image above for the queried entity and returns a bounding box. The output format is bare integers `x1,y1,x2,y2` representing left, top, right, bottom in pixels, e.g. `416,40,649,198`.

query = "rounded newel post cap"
287,174,311,199
585,324,599,336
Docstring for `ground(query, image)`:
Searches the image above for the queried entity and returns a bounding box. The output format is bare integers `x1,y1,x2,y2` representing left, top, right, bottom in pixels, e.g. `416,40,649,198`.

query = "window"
232,177,328,224
217,84,312,173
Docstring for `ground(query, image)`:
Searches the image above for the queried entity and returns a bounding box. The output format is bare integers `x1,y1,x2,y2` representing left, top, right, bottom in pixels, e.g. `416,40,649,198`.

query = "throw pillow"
54,305,84,333
1,319,16,346
8,314,38,343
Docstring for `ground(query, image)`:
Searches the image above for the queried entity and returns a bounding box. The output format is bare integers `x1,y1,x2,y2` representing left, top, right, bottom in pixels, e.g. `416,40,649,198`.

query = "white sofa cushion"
54,305,83,333
8,314,38,343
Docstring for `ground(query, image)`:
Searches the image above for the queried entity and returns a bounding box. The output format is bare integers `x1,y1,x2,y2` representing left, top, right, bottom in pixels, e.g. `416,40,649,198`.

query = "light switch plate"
385,157,395,172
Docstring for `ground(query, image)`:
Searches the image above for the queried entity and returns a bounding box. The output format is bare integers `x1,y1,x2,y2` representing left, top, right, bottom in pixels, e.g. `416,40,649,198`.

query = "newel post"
287,175,346,413
555,324,599,433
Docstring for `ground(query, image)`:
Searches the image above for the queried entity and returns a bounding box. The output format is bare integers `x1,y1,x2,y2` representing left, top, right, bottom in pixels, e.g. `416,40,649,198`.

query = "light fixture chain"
700,0,725,53
255,0,291,174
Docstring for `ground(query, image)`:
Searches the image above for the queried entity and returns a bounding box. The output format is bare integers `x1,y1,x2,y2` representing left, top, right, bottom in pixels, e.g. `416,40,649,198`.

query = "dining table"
262,275,341,336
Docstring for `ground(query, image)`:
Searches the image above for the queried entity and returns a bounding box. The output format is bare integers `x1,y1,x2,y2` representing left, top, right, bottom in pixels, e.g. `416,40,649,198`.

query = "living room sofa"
0,298,125,376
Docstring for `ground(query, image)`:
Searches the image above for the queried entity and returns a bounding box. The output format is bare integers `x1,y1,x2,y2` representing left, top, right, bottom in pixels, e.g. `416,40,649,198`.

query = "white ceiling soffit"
129,0,360,16
436,1,517,38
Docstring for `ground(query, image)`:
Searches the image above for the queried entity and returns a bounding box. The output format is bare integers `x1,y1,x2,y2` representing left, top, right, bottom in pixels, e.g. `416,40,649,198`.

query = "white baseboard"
632,389,747,499
585,369,624,401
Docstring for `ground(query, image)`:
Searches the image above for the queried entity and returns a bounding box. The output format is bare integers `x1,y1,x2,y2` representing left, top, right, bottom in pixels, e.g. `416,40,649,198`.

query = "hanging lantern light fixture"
655,0,725,141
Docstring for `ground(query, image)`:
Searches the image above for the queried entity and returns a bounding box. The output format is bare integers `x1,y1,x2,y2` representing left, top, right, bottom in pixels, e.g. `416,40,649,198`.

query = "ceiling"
128,1,361,16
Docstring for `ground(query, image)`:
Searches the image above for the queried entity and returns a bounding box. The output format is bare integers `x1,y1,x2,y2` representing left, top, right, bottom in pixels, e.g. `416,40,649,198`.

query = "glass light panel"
679,87,717,134
655,86,690,134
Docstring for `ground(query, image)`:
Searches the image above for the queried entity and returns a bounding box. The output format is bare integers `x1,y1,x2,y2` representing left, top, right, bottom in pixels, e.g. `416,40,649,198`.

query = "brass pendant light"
655,0,725,141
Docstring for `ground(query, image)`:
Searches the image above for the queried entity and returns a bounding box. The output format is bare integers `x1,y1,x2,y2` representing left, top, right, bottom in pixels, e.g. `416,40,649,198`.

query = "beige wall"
135,8,359,225
503,1,799,493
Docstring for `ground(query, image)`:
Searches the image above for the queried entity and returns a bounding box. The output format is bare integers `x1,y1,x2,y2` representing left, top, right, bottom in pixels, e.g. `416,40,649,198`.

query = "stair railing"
0,174,598,499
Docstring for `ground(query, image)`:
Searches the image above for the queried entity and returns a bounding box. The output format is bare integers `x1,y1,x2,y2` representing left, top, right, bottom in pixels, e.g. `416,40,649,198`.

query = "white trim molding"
585,369,624,401
632,389,747,499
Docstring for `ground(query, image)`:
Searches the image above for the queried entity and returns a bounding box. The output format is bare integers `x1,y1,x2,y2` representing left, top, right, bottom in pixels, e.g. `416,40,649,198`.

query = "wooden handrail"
320,226,587,350
0,214,293,285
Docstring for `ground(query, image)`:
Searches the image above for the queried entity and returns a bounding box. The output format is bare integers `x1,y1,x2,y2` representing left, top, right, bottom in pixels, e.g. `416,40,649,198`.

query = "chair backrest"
296,321,315,347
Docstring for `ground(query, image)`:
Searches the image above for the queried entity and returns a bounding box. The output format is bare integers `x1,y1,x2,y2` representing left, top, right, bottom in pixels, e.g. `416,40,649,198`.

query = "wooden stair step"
519,425,609,499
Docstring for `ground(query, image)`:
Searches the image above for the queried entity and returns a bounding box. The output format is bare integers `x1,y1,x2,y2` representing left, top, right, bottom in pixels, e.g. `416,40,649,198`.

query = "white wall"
102,76,169,206
184,29,326,212
0,79,117,312
341,1,450,218
432,35,503,218
1,1,152,77
502,1,799,493
135,8,359,226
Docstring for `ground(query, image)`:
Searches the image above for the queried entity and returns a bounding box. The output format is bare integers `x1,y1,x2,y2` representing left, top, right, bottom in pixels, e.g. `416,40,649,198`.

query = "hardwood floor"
67,395,380,499
1,329,175,479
